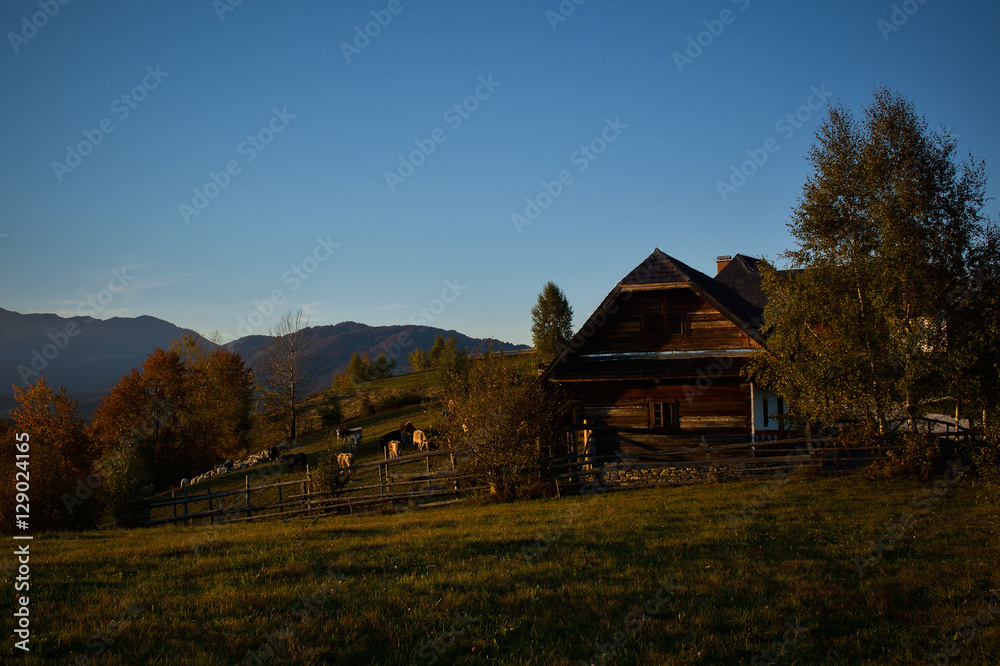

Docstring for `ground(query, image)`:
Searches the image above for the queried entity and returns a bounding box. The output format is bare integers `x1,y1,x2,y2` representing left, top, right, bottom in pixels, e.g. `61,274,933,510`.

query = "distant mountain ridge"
0,309,528,417
225,320,527,392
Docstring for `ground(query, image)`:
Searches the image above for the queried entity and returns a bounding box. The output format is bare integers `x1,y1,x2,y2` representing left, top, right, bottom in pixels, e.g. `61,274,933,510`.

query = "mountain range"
0,308,527,418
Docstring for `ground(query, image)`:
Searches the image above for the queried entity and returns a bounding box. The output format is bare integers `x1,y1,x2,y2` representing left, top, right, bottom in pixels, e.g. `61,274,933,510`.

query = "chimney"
716,255,732,274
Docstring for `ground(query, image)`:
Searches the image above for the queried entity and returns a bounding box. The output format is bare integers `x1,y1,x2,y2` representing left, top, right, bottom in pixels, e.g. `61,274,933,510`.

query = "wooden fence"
544,429,984,494
144,449,482,527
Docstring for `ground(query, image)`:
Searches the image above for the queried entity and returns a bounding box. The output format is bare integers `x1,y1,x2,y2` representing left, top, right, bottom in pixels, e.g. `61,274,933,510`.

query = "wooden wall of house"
583,289,758,354
570,379,751,436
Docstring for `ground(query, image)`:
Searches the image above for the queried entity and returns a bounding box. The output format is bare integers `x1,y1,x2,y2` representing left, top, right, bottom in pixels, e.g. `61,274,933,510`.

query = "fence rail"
144,448,474,527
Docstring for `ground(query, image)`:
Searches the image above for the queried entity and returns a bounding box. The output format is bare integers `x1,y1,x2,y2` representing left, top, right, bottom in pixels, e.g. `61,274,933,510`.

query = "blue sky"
1,0,998,346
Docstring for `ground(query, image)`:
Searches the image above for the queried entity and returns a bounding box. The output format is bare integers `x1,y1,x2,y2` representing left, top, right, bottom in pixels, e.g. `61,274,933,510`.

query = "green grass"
10,471,999,664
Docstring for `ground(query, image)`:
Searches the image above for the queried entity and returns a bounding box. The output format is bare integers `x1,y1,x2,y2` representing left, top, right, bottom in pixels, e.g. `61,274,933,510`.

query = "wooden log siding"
571,380,751,436
584,290,759,354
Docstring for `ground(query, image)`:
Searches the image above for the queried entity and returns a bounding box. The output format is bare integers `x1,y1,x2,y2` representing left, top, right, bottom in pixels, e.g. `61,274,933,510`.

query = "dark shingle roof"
713,254,767,328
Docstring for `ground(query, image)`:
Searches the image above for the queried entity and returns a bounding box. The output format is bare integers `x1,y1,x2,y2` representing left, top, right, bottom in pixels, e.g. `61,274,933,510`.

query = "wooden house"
540,249,789,459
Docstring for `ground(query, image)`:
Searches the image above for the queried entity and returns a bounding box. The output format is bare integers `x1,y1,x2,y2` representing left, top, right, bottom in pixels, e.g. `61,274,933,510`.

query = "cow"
224,459,234,471
380,430,401,449
180,478,189,490
399,421,415,447
281,452,307,472
387,440,401,458
347,432,360,453
413,430,428,452
268,445,280,462
337,426,362,441
337,452,354,468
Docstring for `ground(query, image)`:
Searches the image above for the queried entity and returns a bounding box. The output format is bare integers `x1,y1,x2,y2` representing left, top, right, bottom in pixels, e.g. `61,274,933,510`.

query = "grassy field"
8,469,999,664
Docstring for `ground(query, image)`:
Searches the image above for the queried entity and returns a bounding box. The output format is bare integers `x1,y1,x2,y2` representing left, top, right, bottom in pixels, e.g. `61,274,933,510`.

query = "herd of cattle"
177,422,436,489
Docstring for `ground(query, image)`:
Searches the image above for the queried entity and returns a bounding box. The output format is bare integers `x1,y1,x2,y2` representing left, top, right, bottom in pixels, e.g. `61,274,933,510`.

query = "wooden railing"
143,449,480,527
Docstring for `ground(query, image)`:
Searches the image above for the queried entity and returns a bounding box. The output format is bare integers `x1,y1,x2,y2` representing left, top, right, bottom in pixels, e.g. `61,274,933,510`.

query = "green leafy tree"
438,337,469,379
347,351,375,382
317,392,344,428
748,87,995,438
372,352,397,379
531,282,574,363
428,335,447,366
441,349,569,500
101,438,154,528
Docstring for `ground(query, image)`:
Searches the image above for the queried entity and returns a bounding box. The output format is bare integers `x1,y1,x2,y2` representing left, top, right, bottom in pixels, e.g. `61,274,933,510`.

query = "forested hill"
224,320,528,392
0,309,527,417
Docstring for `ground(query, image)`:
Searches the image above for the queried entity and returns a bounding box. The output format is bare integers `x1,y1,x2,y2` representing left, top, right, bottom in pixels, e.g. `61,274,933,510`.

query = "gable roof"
541,249,766,381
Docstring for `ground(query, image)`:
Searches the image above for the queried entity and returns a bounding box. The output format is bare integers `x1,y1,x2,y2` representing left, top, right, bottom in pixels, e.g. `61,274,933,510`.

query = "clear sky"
1,1,998,346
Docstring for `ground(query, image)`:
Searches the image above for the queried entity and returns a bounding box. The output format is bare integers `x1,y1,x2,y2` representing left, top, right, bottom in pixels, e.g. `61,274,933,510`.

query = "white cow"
180,478,189,490
387,440,400,458
337,452,354,468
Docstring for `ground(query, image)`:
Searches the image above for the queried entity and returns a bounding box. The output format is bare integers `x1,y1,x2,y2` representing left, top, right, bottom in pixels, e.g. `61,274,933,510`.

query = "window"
651,401,679,429
667,316,688,336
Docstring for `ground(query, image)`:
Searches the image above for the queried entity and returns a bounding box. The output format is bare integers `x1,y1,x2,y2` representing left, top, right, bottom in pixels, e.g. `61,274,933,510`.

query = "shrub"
312,447,351,494
877,431,943,480
101,441,154,528
318,392,344,428
969,424,1000,500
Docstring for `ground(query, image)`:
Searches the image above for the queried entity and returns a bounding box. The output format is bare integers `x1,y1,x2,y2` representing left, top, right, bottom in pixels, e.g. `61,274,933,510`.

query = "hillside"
12,473,999,664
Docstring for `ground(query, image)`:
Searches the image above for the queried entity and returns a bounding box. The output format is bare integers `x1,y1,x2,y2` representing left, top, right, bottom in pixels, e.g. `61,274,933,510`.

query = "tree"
428,335,447,366
257,309,314,442
9,378,99,530
88,339,255,487
531,282,574,363
346,351,373,383
437,337,469,379
317,392,344,428
748,87,995,437
372,352,397,379
440,350,569,500
408,347,431,371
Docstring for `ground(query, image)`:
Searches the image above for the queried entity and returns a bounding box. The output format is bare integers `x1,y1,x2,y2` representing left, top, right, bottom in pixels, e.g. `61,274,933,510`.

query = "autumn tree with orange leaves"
1,378,100,531
88,335,254,488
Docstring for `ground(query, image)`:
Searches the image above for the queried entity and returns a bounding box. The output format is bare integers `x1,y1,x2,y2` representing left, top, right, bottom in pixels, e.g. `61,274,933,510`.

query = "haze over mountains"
0,308,527,417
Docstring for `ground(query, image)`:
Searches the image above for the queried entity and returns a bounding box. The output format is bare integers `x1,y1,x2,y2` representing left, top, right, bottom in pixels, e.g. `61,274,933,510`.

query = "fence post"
305,464,311,514
245,475,251,519
207,485,213,524
426,454,431,490
172,491,177,523
450,452,458,491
